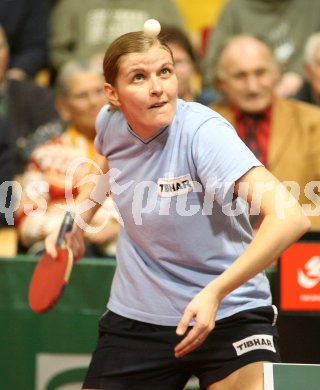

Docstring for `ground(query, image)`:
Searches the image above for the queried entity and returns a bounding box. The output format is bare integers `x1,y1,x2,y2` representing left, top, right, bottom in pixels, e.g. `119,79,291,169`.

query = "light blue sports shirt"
94,99,271,325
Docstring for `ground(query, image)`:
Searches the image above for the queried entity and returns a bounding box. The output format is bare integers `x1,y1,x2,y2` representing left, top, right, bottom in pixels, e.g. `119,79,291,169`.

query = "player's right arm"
45,154,110,258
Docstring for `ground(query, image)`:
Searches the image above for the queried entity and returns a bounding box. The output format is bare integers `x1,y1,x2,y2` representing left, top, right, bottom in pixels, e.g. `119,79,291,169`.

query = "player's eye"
160,68,172,76
133,73,144,82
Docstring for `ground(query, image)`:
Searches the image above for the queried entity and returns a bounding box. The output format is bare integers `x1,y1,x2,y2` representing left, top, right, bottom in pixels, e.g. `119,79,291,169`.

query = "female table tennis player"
45,22,310,390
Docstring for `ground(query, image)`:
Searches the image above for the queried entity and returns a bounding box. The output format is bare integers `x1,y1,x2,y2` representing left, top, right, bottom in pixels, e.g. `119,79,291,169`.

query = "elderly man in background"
204,0,320,98
210,34,320,230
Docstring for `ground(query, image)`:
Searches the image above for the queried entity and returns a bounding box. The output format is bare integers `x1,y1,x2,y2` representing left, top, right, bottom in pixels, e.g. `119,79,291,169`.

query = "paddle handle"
55,211,75,247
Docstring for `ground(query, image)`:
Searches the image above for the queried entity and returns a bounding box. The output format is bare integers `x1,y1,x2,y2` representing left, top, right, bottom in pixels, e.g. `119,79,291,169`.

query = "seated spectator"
0,0,50,79
204,0,320,98
49,0,186,75
210,34,320,230
159,26,203,102
293,32,320,105
0,25,59,175
15,61,119,256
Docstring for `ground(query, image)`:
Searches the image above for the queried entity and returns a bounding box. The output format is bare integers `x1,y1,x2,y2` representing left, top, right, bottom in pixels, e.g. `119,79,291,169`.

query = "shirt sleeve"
192,115,262,206
94,105,112,155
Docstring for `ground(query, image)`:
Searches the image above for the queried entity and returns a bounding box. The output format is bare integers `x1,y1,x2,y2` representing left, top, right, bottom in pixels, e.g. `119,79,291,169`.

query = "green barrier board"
0,256,116,389
0,256,276,389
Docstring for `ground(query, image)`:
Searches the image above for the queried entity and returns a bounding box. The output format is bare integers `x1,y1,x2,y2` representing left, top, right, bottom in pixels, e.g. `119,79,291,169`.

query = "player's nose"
149,76,163,96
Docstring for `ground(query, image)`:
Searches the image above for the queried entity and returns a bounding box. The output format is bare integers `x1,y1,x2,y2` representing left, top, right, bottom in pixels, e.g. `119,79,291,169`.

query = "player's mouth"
149,101,167,109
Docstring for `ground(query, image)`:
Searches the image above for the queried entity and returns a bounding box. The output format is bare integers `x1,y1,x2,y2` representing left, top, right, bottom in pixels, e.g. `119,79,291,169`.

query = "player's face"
217,40,279,114
105,45,178,140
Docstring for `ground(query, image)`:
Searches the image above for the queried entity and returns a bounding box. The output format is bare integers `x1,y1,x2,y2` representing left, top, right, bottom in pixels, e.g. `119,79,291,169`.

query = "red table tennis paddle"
28,211,75,313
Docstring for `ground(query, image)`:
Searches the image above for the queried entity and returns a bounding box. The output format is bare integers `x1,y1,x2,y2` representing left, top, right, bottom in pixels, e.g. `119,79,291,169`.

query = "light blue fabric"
94,99,271,325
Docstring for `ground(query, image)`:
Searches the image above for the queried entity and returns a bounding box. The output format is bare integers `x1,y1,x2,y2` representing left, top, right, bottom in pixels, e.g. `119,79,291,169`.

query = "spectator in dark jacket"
0,0,50,79
0,24,60,174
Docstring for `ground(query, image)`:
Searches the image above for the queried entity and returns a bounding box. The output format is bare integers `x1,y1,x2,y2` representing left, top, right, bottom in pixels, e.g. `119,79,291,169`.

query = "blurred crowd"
2,0,320,257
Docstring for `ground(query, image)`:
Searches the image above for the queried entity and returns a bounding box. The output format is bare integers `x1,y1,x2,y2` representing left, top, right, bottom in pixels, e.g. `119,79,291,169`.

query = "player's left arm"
214,166,310,292
175,166,310,358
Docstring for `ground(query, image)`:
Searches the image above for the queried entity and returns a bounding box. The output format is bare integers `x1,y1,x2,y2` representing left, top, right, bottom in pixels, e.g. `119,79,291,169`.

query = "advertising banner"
280,243,320,311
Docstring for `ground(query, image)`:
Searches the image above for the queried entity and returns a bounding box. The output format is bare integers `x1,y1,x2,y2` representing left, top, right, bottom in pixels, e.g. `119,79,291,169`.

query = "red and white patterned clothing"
15,125,119,254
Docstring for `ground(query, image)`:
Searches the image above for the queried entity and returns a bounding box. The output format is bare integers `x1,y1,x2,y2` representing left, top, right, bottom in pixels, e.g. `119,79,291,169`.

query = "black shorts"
82,305,281,390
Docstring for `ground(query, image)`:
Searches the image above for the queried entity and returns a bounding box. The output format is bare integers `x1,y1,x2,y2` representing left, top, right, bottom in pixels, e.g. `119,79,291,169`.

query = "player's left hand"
174,286,220,358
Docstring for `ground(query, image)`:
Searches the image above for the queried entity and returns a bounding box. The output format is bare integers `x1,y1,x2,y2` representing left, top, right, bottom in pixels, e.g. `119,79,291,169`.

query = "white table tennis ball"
143,19,161,38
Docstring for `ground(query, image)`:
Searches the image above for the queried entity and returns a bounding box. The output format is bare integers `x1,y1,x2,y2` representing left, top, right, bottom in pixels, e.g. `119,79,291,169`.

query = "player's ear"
104,83,120,107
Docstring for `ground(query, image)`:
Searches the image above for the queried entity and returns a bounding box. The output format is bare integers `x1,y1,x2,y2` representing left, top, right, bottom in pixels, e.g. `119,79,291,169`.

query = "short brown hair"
103,31,173,86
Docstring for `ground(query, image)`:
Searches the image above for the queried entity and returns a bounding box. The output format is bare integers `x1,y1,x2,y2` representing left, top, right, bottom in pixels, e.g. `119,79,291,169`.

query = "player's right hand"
64,227,85,262
44,227,60,258
45,225,85,261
